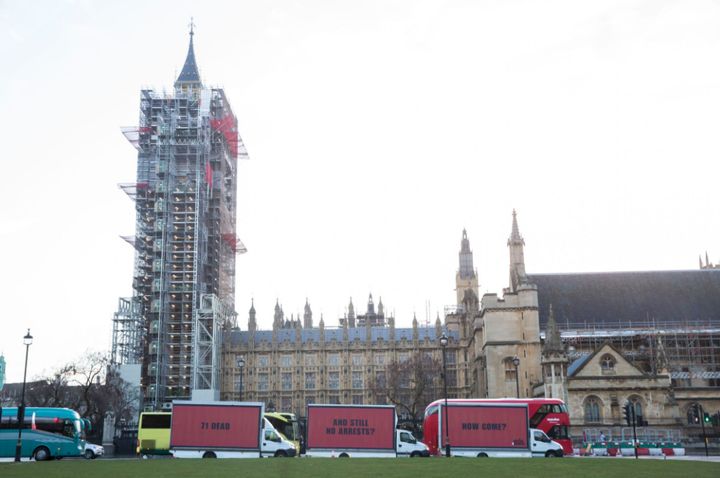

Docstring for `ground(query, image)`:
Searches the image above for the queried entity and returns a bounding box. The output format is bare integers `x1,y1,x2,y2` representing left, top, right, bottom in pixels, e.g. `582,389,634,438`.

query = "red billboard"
170,402,262,450
306,405,396,450
441,404,529,448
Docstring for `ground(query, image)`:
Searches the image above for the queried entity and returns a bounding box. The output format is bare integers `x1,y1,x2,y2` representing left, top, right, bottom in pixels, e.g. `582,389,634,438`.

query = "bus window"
141,414,171,429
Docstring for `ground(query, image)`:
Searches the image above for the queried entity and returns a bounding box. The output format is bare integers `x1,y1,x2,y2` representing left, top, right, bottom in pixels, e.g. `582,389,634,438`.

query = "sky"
1,0,719,383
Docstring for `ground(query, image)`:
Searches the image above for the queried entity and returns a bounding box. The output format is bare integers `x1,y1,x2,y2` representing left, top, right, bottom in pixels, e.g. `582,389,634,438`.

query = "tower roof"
508,209,525,245
175,25,201,88
460,228,471,253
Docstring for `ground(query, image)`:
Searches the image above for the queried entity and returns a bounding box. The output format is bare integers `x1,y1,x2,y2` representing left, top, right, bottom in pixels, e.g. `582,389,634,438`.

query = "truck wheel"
410,451,420,458
274,450,288,457
476,452,488,458
545,451,561,458
338,453,349,458
33,447,51,461
202,451,217,459
84,449,95,459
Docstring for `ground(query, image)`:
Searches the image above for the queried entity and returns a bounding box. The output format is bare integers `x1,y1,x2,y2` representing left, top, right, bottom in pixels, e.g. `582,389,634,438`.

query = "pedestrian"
599,432,606,443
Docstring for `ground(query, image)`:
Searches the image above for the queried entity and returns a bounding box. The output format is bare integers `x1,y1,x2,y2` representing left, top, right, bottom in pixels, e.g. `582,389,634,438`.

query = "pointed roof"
542,304,564,354
249,298,256,315
175,25,201,88
508,209,525,245
460,228,471,253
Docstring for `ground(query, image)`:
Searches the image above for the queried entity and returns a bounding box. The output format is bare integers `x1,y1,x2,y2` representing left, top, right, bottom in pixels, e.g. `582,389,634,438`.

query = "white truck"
170,401,296,458
305,404,429,458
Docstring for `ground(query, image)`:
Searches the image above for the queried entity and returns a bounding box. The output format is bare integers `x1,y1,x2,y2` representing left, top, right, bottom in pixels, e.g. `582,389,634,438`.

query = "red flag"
205,160,212,187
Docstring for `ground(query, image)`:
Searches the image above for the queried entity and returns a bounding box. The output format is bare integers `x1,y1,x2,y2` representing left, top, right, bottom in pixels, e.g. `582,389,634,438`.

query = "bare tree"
369,352,441,436
23,351,136,441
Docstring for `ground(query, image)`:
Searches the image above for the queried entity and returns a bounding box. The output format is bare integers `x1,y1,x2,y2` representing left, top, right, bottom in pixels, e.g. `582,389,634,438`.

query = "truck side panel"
307,405,396,451
442,404,529,449
170,402,262,450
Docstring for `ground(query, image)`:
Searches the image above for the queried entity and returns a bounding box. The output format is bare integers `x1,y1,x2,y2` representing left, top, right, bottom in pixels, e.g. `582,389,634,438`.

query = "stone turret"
248,299,257,334
541,304,568,402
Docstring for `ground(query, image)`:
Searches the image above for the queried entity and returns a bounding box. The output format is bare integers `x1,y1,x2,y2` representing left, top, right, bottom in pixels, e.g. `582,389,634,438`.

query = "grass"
1,457,719,478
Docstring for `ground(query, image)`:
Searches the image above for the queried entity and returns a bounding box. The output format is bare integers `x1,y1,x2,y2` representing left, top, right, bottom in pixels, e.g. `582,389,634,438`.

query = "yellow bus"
137,412,171,457
264,412,301,455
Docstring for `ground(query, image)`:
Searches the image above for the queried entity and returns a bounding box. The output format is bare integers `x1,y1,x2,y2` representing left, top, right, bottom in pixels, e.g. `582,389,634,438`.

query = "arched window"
600,354,616,374
583,396,602,423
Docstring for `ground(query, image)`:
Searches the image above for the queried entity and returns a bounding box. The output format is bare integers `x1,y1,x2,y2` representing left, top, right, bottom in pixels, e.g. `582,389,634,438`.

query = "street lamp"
237,356,246,401
512,356,520,398
14,329,33,462
439,333,451,457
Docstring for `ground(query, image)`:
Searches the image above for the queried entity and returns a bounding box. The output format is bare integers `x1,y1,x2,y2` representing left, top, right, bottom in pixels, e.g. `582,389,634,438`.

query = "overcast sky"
1,0,719,383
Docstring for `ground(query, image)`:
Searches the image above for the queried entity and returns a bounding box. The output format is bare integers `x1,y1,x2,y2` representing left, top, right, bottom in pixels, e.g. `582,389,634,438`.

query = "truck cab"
530,428,564,457
260,419,297,457
396,429,430,457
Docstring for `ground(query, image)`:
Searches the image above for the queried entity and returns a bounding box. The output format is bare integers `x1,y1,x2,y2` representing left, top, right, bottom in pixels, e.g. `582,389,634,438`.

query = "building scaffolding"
193,294,234,397
113,33,246,410
111,297,144,365
541,318,720,384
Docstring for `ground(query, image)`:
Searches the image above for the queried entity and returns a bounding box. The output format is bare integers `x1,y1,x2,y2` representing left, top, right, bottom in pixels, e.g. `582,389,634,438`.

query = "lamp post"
439,333,451,457
512,356,520,398
695,404,709,457
14,329,33,462
237,356,246,401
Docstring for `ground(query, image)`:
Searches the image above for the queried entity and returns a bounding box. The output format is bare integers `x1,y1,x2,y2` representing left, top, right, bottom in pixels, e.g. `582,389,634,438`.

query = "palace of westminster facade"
222,211,720,436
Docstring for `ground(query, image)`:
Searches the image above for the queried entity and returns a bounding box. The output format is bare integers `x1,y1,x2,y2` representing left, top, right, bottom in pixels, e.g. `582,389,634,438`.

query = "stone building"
450,211,720,439
222,295,467,418
222,210,720,441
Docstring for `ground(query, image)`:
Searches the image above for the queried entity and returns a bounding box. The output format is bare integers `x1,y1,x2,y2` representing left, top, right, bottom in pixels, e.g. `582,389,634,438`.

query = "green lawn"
1,457,718,478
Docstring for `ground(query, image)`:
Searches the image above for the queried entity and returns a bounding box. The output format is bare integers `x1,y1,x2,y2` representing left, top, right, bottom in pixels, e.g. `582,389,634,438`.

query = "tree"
369,352,441,436
23,350,136,441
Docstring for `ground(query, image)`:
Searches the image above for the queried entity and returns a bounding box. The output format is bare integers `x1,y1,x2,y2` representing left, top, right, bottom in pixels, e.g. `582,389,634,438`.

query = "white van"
260,419,297,457
396,429,430,457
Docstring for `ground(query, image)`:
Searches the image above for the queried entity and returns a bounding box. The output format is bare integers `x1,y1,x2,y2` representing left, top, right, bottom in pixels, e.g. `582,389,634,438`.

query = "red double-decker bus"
423,398,573,455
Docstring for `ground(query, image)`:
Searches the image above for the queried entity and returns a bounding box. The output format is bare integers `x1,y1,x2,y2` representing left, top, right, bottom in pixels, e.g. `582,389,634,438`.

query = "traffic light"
623,402,634,426
704,412,711,424
691,404,701,424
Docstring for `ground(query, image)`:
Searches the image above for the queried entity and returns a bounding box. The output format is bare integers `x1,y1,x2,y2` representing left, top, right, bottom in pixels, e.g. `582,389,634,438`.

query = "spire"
508,209,524,245
377,297,384,316
304,298,313,328
412,313,419,341
435,312,442,339
508,209,527,291
458,228,476,280
273,299,283,330
248,298,257,333
348,297,356,327
543,304,564,354
175,20,202,89
461,229,470,252
367,293,375,315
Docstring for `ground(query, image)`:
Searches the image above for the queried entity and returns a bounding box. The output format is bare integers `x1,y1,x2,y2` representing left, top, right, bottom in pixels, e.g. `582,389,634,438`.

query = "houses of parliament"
222,211,720,437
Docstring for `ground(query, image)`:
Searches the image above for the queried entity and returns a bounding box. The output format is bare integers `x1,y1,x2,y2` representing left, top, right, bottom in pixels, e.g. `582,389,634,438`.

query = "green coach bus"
0,407,87,460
